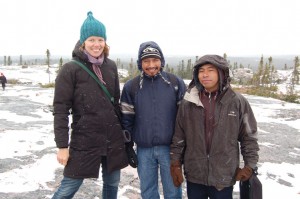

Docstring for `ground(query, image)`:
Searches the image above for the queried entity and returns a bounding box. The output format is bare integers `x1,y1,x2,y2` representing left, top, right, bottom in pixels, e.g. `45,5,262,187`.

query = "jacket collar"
184,86,204,107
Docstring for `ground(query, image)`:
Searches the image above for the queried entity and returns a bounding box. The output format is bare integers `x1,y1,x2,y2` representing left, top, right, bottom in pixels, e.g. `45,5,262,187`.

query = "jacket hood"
71,40,88,61
189,54,231,92
137,41,165,71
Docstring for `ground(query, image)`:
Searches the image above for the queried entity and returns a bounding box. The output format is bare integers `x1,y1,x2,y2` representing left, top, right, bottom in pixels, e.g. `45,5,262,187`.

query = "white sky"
0,0,299,57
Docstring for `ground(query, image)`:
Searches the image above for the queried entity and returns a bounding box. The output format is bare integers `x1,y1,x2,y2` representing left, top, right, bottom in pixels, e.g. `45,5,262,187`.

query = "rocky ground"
1,85,300,198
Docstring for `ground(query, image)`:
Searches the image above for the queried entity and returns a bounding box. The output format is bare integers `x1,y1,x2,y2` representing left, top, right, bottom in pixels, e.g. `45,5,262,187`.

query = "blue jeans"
187,181,233,199
137,146,182,199
52,157,120,199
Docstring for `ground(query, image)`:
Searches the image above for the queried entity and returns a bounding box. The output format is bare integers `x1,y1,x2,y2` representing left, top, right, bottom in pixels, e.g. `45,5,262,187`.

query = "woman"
52,11,128,199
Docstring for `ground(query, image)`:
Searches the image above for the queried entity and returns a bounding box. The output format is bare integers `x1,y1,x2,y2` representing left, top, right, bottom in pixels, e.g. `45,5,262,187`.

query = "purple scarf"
84,50,106,85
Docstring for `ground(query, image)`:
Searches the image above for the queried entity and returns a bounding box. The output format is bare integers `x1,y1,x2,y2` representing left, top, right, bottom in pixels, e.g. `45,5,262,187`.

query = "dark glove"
125,141,138,168
235,166,253,181
170,160,184,187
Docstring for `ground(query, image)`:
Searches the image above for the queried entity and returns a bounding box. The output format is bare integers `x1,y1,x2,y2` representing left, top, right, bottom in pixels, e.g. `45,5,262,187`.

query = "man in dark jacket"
52,11,128,199
170,55,259,199
121,41,186,199
0,72,7,91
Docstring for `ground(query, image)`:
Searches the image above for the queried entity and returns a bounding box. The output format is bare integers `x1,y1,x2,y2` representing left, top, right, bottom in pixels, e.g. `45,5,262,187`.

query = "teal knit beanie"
80,11,106,44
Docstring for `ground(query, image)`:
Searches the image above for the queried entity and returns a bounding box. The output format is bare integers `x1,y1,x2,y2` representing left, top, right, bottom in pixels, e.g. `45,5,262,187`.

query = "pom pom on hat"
80,11,106,44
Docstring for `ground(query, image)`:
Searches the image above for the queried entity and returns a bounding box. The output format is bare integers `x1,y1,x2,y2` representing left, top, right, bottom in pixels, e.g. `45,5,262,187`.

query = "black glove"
125,141,138,168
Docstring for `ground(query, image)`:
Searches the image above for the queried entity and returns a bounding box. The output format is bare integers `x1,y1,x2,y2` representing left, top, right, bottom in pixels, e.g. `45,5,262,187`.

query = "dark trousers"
187,181,233,199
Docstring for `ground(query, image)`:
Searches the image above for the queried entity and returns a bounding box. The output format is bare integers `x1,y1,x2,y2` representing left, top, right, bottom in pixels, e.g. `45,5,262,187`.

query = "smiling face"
141,57,162,77
83,36,105,58
198,64,219,92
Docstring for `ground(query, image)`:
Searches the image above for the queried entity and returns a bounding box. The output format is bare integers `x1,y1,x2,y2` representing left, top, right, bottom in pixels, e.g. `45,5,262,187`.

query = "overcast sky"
0,0,299,57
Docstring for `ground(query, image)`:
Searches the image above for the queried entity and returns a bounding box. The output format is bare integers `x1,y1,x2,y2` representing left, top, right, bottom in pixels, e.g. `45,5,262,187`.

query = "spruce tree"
46,49,51,83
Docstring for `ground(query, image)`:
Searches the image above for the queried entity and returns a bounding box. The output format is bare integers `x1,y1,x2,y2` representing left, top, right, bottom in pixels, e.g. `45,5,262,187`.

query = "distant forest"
0,53,297,70
1,52,299,103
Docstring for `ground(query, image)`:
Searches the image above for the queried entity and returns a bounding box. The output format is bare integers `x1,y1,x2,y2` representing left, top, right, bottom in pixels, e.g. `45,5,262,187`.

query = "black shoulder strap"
70,60,114,103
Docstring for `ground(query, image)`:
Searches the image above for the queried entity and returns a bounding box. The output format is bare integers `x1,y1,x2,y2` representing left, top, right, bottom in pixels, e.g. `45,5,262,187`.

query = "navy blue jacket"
121,71,186,147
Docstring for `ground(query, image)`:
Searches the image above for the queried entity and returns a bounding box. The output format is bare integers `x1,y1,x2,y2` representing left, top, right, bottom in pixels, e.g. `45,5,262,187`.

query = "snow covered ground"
0,65,300,198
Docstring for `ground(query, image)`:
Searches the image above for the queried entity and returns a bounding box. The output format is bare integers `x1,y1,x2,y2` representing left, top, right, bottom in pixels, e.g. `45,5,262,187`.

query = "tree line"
2,51,299,103
120,53,300,103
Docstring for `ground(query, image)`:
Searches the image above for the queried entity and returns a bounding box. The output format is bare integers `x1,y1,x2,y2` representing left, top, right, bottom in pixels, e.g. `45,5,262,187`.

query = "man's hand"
170,160,184,187
235,166,253,181
56,148,69,166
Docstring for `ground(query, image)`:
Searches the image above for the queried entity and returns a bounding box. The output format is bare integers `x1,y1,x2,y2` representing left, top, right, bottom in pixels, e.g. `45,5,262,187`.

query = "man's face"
141,57,161,77
198,64,219,92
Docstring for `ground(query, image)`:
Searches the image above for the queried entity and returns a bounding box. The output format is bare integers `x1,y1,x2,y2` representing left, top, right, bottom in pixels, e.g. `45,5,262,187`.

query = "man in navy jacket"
121,41,186,199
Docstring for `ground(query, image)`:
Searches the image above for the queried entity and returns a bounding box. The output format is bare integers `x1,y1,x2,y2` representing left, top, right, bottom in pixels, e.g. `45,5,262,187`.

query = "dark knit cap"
80,11,106,44
190,54,231,92
137,41,165,71
141,46,161,60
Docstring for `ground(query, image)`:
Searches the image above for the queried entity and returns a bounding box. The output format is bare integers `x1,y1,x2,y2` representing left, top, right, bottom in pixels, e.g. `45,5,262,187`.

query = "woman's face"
84,36,105,58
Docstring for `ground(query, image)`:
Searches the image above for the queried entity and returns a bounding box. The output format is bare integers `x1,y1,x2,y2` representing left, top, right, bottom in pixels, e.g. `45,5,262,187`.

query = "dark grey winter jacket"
170,85,259,189
53,41,128,178
171,87,259,188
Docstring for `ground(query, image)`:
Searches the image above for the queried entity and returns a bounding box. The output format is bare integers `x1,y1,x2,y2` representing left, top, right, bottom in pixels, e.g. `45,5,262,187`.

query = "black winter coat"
0,75,7,84
53,41,128,178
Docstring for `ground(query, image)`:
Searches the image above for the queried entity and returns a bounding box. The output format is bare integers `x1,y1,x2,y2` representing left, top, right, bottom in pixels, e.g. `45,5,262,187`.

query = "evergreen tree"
165,64,170,73
235,62,238,70
176,60,185,78
262,62,270,87
186,59,192,79
181,60,185,78
268,56,275,86
224,53,232,70
46,49,51,83
292,56,299,85
7,56,12,66
129,58,135,78
170,67,174,74
57,57,63,74
252,55,264,86
19,55,23,66
116,58,121,68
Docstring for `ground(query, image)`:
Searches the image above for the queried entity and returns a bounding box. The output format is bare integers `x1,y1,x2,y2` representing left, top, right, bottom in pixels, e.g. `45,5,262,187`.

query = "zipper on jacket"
207,154,210,185
207,92,212,155
151,77,158,143
205,92,213,186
